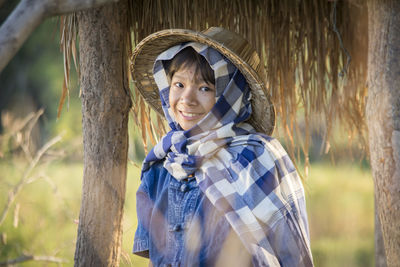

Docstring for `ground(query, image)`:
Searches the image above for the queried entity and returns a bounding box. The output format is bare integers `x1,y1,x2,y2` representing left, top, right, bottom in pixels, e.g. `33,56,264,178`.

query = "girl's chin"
177,117,203,130
179,121,198,131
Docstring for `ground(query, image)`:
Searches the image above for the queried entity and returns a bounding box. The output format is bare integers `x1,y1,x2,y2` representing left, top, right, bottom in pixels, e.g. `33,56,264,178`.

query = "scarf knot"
163,149,202,180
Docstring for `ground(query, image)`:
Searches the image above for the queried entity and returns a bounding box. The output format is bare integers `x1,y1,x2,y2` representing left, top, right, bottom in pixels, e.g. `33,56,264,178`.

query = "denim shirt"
133,162,253,267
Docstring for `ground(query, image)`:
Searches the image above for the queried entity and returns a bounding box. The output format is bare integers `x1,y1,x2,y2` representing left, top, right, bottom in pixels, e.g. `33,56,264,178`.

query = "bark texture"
366,1,400,266
375,196,387,267
74,1,131,266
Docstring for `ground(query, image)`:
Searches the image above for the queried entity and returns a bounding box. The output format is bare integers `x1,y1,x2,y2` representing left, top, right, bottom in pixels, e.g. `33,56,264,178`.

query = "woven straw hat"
130,27,275,135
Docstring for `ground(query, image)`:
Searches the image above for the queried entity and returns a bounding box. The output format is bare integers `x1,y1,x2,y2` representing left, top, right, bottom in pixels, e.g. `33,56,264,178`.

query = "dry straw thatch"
60,0,368,170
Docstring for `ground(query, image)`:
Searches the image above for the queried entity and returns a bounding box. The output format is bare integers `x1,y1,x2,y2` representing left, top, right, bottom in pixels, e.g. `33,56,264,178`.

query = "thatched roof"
61,0,368,170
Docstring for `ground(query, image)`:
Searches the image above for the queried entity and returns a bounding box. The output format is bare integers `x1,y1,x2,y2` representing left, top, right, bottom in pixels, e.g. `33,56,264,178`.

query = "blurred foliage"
306,164,374,266
0,12,81,154
0,161,373,266
0,109,66,265
0,162,79,265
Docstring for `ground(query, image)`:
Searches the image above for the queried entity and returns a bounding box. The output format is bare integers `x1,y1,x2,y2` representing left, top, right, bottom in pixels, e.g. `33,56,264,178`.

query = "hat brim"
130,28,275,135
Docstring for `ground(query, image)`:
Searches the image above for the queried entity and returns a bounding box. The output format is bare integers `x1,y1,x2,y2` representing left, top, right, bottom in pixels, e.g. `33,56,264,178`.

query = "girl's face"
169,64,216,130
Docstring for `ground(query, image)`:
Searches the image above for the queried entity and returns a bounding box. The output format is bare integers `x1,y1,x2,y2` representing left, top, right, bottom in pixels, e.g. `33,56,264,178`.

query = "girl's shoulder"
140,160,171,194
141,161,165,178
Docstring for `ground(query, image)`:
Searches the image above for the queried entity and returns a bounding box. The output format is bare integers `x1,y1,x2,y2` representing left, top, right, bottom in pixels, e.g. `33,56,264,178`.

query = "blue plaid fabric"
141,43,313,266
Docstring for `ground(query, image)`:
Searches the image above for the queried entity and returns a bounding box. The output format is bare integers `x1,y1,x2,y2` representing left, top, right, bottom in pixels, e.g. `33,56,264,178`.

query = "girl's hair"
165,47,215,85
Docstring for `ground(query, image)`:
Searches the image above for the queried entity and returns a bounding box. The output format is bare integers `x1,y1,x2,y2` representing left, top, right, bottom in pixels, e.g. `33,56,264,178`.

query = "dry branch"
0,135,62,226
0,0,119,73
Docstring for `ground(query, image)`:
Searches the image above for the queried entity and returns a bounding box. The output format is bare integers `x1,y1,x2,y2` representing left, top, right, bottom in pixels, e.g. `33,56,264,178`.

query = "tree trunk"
74,1,131,266
375,196,387,267
366,1,400,266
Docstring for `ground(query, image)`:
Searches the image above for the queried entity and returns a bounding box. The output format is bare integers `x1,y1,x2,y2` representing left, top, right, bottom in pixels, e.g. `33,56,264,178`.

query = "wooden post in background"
74,1,131,265
367,0,400,266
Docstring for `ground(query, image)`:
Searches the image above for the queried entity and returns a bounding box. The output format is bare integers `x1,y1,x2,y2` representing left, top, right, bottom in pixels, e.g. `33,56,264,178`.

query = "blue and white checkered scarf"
141,42,313,266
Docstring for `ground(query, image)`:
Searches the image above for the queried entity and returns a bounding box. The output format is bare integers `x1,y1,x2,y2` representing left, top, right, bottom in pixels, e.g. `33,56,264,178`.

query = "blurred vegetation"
306,165,374,267
0,7,82,159
0,7,373,267
0,157,373,266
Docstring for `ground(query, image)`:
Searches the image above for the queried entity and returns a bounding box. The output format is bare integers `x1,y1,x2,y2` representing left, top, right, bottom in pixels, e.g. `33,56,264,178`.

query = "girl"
131,28,313,267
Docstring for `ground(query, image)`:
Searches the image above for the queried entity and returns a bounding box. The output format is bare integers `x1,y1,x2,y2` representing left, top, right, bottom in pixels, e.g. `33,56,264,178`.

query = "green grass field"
0,161,374,266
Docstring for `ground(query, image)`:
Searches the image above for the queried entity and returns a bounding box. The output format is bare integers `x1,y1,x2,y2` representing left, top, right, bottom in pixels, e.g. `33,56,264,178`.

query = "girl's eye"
200,86,213,92
174,82,184,88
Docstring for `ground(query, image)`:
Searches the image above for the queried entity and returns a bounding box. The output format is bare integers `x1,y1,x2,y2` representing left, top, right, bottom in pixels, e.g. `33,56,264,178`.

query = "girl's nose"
180,86,197,105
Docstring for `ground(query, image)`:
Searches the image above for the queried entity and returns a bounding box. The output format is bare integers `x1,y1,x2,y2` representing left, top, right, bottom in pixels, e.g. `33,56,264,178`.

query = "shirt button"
180,183,188,192
172,224,182,232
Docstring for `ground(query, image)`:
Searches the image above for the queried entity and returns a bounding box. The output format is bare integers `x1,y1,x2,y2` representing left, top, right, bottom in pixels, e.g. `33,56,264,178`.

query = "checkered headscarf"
141,42,313,265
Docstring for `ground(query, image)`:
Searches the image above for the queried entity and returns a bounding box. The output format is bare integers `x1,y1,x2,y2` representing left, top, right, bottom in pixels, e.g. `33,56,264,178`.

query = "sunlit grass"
122,164,149,267
0,160,83,265
306,163,374,267
0,161,373,266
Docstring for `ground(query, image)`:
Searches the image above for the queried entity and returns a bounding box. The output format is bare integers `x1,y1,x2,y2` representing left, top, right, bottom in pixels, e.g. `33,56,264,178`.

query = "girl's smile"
169,64,216,130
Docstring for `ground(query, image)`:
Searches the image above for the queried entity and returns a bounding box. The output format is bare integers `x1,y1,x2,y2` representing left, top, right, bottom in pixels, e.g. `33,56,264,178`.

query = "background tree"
73,1,131,265
367,0,400,266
